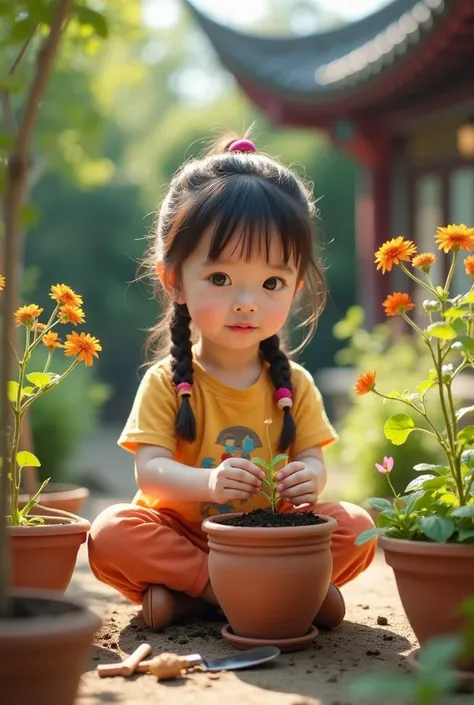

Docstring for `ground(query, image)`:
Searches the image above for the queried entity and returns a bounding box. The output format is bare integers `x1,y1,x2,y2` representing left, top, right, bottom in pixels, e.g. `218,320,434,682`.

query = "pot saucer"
406,648,474,693
221,624,318,652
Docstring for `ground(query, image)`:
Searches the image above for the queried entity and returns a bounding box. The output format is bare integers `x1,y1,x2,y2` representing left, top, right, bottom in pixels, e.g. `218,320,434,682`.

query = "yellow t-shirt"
118,357,338,525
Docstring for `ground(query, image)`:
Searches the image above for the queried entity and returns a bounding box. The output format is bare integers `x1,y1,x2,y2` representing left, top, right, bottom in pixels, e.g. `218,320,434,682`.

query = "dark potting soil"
220,508,327,527
7,595,82,620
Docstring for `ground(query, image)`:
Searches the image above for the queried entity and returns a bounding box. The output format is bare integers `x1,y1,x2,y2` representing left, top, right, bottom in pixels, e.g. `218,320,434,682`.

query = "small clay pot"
19,482,90,515
202,512,338,641
9,515,90,592
380,536,474,670
0,589,101,705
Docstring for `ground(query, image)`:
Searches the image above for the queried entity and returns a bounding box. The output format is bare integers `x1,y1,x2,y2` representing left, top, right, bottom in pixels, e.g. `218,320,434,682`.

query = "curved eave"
185,0,472,117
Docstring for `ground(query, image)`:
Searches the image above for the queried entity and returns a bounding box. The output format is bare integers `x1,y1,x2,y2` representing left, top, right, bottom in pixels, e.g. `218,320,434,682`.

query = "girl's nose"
233,300,257,313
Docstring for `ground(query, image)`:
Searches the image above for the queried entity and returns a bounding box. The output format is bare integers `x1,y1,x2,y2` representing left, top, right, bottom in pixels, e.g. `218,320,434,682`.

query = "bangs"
169,175,313,270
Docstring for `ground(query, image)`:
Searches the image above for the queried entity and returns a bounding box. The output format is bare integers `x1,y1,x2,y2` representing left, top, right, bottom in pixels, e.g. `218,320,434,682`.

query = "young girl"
88,135,376,631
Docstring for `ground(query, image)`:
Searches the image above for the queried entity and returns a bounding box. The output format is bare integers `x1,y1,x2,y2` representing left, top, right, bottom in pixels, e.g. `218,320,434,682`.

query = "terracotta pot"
19,482,90,515
380,536,474,668
0,588,101,705
202,513,338,640
10,515,90,592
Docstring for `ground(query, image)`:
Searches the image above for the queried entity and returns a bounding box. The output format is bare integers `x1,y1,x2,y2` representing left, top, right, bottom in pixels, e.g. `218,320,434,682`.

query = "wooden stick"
97,644,152,678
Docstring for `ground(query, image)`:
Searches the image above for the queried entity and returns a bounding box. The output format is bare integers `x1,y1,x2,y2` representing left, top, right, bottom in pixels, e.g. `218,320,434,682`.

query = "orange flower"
354,371,376,396
435,224,474,253
412,252,437,273
42,331,63,350
14,304,43,328
383,292,416,317
58,305,85,325
35,322,46,331
465,255,474,277
63,331,102,366
50,284,83,308
375,237,417,274
0,274,5,292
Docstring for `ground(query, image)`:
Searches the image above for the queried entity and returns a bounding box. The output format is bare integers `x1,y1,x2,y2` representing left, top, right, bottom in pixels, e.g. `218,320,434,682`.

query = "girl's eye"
263,277,284,291
209,272,231,287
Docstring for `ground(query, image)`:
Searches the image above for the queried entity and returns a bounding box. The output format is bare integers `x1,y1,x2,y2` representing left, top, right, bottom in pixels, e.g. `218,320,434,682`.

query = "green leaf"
418,516,455,543
7,381,19,402
422,476,448,490
438,492,459,507
251,457,269,470
458,426,474,445
26,372,53,388
368,498,393,512
436,285,446,298
451,504,474,518
417,634,461,670
416,379,436,395
21,386,35,397
456,406,474,422
413,463,450,475
16,451,41,468
0,75,22,92
426,322,457,340
457,528,474,542
455,335,474,354
384,414,415,445
405,474,436,492
350,674,415,700
354,527,389,546
461,450,474,469
270,454,288,469
444,307,469,320
460,290,474,305
74,6,109,38
18,477,50,518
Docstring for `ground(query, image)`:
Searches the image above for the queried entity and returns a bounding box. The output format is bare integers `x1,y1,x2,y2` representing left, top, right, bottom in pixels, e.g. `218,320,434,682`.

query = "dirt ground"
69,497,470,705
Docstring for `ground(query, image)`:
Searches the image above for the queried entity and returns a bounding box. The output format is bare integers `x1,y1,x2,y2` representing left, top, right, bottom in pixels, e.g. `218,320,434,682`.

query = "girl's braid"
170,303,196,442
260,335,296,451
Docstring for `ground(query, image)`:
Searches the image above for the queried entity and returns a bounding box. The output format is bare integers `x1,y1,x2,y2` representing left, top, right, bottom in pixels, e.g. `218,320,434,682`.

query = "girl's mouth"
227,324,257,333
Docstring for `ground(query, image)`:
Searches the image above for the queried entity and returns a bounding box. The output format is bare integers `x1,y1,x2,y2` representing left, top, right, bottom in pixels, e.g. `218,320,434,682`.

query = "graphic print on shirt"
200,425,263,518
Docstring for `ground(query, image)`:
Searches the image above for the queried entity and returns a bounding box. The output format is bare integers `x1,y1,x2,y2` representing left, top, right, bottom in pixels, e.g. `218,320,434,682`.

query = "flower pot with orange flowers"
1,282,102,593
203,419,338,652
354,224,474,674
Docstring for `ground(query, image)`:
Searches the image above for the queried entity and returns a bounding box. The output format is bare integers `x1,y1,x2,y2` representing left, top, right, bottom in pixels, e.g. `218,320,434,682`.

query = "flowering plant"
355,224,474,545
251,418,288,513
0,279,102,526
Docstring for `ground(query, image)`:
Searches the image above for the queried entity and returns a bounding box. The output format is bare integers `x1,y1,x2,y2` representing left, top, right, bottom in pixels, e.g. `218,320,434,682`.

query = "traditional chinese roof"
185,0,474,126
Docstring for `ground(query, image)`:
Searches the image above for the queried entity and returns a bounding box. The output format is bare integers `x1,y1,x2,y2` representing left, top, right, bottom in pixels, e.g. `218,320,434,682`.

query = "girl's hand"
209,458,265,504
275,461,319,506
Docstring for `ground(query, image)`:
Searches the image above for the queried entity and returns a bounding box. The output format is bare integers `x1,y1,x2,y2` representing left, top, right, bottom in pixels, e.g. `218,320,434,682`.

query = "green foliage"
252,421,288,512
29,348,111,484
327,307,444,503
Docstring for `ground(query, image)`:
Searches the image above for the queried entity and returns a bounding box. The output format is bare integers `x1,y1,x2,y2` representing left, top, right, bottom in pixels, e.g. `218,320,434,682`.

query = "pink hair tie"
228,139,256,153
274,387,293,410
176,382,192,398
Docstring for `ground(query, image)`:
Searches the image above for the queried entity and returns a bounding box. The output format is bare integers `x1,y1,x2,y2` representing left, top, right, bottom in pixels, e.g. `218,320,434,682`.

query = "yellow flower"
35,322,46,331
412,252,437,273
435,224,474,253
14,304,44,328
42,331,63,350
383,292,415,317
375,237,417,274
464,255,474,277
0,274,5,292
50,284,83,308
63,331,102,366
354,371,376,396
58,305,85,325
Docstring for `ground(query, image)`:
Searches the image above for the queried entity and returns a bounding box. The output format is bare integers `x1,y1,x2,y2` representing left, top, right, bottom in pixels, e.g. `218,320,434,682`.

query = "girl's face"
173,228,300,351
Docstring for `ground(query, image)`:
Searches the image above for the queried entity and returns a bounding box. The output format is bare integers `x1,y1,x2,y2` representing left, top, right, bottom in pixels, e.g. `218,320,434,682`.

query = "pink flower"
375,456,394,474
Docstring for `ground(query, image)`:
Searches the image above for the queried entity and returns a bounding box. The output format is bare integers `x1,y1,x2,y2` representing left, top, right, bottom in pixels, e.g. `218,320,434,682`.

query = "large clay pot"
0,588,101,705
380,536,474,667
9,515,90,592
19,482,90,515
202,513,338,640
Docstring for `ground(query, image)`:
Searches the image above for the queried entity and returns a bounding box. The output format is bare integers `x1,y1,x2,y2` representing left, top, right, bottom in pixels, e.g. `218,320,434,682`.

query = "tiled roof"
184,0,450,100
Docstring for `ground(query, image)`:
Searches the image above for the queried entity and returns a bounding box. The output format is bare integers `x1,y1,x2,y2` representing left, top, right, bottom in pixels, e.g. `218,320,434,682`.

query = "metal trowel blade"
203,646,280,672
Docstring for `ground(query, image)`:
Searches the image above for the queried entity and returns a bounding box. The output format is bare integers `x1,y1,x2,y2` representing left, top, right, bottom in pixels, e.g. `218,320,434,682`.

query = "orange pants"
88,501,376,605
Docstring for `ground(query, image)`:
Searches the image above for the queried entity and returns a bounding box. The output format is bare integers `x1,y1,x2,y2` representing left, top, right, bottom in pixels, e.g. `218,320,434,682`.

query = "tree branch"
0,0,72,619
